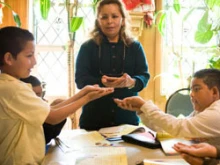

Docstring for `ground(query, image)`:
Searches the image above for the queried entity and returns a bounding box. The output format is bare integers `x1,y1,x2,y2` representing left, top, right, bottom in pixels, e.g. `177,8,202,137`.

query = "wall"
0,0,28,29
138,0,166,111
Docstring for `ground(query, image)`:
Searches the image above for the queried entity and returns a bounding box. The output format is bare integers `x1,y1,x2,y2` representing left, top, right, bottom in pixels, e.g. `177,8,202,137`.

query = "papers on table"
44,147,127,165
76,147,127,165
50,130,128,165
143,159,189,165
55,131,111,152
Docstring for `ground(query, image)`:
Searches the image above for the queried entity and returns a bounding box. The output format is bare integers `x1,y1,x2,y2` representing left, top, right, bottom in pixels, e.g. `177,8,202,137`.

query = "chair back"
165,88,194,117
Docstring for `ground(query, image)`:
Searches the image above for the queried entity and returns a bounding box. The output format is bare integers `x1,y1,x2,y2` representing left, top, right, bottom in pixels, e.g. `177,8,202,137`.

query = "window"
161,0,217,96
31,0,95,101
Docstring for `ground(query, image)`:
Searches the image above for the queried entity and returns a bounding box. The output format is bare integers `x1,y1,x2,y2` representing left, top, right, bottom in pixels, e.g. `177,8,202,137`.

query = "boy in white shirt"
114,68,220,145
0,26,114,165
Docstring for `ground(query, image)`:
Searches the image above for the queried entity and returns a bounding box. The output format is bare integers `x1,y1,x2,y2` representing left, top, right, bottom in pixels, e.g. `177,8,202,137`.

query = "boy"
114,68,220,145
0,26,114,164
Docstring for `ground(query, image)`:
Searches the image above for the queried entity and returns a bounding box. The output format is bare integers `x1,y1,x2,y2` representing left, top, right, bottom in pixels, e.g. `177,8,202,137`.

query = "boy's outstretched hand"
83,85,114,102
114,96,145,112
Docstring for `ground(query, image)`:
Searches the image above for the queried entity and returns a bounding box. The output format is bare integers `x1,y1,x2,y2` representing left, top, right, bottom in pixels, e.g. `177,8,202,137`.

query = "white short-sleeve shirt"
0,73,50,165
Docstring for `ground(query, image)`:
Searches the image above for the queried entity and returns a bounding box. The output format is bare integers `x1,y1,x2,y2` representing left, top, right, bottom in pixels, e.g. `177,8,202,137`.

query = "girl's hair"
90,0,134,46
20,75,41,87
193,68,220,93
0,26,34,66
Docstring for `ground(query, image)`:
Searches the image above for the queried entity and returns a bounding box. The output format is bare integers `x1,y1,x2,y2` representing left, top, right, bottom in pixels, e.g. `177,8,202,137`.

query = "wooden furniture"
43,129,188,165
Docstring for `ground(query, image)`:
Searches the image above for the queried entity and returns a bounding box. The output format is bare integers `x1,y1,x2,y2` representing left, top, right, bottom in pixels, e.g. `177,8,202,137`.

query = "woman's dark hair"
90,0,134,46
193,68,220,93
0,26,34,66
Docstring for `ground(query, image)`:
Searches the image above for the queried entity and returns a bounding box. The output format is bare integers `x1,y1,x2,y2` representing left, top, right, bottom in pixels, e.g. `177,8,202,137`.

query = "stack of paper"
159,138,194,155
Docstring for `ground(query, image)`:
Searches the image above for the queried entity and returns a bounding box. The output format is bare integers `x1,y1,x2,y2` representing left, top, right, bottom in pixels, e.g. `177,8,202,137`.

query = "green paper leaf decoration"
198,11,211,32
208,56,220,69
40,0,51,20
12,11,21,27
205,0,220,8
194,30,213,44
158,13,167,36
173,0,181,14
70,17,83,32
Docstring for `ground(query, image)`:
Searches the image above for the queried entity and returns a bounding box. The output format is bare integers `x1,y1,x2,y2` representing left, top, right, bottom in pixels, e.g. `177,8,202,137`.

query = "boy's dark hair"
0,26,34,66
20,75,41,87
193,68,220,93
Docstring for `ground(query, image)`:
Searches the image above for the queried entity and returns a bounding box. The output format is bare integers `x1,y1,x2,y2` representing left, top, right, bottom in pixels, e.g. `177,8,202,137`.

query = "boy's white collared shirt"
0,73,50,164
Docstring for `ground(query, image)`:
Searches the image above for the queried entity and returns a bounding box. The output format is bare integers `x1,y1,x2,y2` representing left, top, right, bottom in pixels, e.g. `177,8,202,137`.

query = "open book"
99,124,160,148
98,124,149,138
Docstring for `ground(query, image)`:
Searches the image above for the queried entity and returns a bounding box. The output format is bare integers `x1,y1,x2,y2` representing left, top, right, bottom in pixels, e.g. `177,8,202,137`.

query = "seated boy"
0,26,114,164
114,68,220,145
20,75,67,144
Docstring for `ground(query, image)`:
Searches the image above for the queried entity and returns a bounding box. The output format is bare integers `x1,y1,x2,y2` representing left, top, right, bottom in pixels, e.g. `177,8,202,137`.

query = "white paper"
160,138,193,155
143,159,188,165
76,147,128,165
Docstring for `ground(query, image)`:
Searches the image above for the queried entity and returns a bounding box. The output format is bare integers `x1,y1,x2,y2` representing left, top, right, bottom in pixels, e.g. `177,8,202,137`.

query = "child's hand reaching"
84,86,114,102
114,96,145,112
79,85,100,96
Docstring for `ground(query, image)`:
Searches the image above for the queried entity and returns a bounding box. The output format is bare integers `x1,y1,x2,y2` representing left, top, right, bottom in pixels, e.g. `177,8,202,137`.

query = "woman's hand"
101,73,135,88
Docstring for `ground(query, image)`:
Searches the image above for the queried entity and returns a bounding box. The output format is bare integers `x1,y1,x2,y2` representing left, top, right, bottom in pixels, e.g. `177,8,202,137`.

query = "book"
121,131,161,149
159,138,194,155
98,124,160,148
98,124,148,138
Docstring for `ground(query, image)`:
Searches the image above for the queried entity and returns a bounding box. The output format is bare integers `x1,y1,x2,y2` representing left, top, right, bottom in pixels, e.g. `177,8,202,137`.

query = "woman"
75,0,150,130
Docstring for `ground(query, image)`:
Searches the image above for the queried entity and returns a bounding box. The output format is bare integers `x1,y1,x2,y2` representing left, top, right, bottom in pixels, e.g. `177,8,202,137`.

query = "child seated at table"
0,26,114,165
20,75,67,144
114,68,220,145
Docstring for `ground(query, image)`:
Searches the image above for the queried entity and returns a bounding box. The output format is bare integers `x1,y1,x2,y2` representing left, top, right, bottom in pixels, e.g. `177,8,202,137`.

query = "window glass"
161,0,217,96
31,0,95,99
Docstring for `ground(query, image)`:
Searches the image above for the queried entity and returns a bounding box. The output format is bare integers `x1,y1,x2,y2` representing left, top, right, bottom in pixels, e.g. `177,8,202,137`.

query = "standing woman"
75,0,150,130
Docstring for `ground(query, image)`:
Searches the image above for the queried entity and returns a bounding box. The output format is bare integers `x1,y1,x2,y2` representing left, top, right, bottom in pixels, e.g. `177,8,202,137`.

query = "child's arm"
45,86,113,125
50,85,104,108
114,96,146,113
